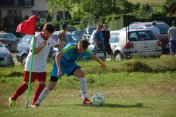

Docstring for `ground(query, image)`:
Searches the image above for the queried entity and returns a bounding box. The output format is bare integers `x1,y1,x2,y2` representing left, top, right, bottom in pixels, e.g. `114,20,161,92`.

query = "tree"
48,0,72,22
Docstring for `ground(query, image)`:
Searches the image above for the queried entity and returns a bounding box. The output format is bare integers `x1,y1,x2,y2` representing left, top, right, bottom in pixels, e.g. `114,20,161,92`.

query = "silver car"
110,29,162,61
0,32,20,52
0,42,14,67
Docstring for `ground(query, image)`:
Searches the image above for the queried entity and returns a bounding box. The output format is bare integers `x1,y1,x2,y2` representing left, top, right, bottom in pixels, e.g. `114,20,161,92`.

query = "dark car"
0,32,20,52
128,21,170,53
0,42,14,67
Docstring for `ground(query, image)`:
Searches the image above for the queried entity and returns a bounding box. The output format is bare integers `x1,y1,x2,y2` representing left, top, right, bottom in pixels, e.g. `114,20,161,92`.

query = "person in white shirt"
151,21,160,37
168,20,176,57
9,23,61,107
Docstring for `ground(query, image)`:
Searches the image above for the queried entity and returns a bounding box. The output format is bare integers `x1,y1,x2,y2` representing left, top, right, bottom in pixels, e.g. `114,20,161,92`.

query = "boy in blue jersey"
32,39,106,107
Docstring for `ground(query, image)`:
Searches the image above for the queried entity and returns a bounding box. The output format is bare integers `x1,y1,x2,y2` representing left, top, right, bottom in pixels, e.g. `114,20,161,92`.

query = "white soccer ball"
91,92,105,106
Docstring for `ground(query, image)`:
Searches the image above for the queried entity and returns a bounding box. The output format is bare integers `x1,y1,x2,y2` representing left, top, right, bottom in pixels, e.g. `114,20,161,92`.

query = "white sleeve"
50,37,58,47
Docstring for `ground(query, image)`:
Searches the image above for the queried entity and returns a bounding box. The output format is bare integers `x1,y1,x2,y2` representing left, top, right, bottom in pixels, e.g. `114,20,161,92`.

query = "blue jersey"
62,43,93,62
51,43,93,78
94,31,105,49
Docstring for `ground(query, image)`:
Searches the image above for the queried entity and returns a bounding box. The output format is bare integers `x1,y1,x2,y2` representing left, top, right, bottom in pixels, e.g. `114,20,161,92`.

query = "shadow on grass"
100,103,144,108
6,71,23,77
45,103,145,108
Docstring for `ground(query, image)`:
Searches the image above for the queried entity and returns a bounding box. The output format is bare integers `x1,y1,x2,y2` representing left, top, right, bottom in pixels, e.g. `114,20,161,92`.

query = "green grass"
0,55,176,117
128,0,166,6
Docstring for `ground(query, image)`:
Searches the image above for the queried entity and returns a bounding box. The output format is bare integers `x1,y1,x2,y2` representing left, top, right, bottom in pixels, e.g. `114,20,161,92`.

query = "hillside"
128,0,166,5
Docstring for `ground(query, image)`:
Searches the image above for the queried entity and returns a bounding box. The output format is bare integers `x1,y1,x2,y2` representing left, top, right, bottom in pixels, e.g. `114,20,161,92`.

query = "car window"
129,32,138,41
137,31,157,40
20,35,33,44
110,33,120,43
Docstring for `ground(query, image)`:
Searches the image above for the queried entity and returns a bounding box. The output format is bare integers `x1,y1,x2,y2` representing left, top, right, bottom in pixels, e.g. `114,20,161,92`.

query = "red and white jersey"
25,33,58,72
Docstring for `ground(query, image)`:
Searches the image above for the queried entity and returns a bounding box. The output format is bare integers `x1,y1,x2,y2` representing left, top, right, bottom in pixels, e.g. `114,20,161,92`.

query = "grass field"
128,0,166,5
0,55,176,117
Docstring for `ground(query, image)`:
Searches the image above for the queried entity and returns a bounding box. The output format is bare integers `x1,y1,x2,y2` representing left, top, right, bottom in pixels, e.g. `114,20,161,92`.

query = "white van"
110,29,162,61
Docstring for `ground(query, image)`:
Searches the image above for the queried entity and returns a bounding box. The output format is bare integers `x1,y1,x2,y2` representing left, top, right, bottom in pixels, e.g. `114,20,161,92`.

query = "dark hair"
44,23,55,33
172,20,176,26
152,21,156,26
81,39,89,49
62,23,68,30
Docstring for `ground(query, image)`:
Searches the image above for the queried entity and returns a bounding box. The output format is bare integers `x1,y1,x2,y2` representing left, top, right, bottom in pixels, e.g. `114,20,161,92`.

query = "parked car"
0,32,20,52
16,35,33,65
84,25,96,35
83,26,96,41
0,42,14,67
68,26,77,33
110,29,162,61
72,30,84,41
52,31,80,43
128,21,170,53
87,45,106,61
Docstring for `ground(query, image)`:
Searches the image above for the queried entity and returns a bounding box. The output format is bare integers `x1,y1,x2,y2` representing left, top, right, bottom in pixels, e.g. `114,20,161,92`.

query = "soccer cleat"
83,97,92,105
9,98,16,107
31,103,40,108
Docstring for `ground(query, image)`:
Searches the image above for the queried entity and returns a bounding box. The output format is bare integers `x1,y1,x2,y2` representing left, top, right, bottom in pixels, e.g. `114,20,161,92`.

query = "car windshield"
19,35,33,44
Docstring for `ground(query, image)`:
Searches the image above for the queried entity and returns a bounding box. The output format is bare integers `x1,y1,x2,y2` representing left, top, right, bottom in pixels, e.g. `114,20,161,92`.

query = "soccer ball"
91,92,105,106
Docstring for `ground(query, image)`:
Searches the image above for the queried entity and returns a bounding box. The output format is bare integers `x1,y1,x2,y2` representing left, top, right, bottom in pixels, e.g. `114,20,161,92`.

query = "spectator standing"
93,24,105,50
168,20,176,57
58,23,69,47
151,21,160,37
101,23,113,59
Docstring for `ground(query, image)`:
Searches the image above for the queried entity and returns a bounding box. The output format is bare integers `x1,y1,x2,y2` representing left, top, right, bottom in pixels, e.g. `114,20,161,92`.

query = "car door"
137,30,158,56
128,31,146,57
10,34,19,51
109,32,120,53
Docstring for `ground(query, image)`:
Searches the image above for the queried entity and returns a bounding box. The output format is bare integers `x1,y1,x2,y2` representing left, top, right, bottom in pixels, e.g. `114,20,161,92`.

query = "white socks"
35,78,88,105
35,87,50,105
80,78,87,99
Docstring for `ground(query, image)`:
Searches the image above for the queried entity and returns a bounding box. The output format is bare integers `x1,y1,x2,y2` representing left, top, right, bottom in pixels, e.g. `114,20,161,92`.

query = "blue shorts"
170,40,176,53
50,58,80,81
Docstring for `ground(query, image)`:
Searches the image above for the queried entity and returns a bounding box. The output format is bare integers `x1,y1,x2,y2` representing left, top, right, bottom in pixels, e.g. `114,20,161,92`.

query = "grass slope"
0,55,176,117
128,0,166,5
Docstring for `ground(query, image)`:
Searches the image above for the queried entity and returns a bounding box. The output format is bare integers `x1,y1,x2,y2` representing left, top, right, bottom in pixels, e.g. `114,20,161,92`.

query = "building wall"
0,0,49,19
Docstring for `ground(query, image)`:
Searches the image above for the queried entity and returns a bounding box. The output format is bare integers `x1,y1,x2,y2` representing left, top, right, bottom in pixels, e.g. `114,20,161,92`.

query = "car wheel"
115,53,122,61
22,55,27,65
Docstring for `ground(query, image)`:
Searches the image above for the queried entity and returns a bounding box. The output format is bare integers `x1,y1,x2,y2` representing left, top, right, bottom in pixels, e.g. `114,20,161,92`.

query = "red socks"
33,85,45,104
11,83,45,105
11,83,28,101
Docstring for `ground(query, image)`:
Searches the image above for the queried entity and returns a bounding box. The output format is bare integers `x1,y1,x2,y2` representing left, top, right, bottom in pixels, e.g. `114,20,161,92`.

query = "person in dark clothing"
101,23,113,59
